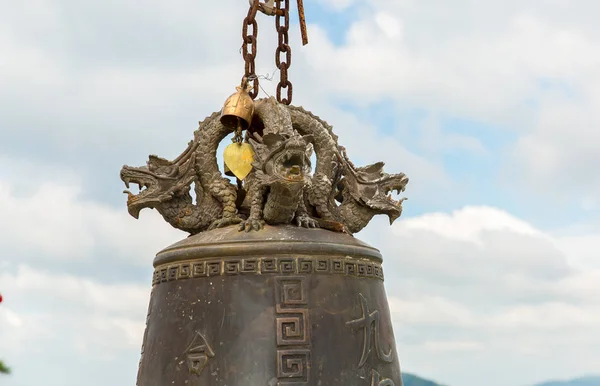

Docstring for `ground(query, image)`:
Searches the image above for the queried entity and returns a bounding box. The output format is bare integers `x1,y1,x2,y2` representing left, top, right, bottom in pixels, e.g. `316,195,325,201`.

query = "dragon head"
338,161,409,225
250,132,314,187
120,154,195,219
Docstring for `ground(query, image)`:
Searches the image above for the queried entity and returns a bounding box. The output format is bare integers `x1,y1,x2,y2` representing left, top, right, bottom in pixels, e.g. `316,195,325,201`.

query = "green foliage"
402,372,445,386
0,360,10,374
535,376,600,386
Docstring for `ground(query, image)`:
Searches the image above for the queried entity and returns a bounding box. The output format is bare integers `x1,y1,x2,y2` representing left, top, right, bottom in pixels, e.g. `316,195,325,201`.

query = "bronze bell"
220,77,255,130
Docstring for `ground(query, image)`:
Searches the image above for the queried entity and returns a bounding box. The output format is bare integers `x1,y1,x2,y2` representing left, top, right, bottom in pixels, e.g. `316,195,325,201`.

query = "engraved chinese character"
346,293,393,367
185,332,215,375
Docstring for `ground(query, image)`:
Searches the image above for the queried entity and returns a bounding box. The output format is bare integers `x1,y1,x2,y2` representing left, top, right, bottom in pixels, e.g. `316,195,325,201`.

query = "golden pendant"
223,142,255,180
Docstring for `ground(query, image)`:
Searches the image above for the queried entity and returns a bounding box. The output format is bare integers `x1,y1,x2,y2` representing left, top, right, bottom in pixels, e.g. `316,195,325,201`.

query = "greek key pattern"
152,256,383,286
275,277,310,385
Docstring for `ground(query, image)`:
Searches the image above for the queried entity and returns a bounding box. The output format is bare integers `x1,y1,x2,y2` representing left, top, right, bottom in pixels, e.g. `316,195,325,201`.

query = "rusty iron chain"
241,0,303,104
242,0,260,99
275,0,292,104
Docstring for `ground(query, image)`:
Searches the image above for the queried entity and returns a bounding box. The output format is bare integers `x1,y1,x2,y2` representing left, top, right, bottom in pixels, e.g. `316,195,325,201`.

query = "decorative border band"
275,276,311,385
152,256,384,286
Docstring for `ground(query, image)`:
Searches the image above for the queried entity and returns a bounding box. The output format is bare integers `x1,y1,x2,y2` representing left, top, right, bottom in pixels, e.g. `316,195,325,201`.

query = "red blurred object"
0,293,3,303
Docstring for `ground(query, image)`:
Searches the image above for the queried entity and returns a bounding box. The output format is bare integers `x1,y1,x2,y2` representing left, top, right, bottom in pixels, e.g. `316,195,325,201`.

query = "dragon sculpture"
120,97,408,235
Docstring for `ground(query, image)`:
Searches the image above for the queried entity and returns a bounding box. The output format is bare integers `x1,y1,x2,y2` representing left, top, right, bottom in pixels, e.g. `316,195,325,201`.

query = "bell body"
137,225,404,386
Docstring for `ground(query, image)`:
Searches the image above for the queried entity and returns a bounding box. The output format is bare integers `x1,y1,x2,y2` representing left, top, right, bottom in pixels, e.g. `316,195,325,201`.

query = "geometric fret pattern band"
275,276,310,385
152,256,384,286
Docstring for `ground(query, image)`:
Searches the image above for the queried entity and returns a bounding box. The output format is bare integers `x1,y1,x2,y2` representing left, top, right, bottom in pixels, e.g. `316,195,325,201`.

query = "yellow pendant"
223,142,255,180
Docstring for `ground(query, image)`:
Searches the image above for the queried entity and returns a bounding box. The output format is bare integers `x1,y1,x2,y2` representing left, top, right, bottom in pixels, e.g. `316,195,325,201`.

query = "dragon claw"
239,219,265,233
296,215,319,229
208,216,243,231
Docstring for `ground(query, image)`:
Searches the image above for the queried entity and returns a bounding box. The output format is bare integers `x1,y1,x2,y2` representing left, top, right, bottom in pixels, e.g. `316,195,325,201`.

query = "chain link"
242,0,260,99
241,0,295,104
275,0,292,105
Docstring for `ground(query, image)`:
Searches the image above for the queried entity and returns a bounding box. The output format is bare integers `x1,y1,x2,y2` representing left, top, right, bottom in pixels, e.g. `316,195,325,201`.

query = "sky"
1,1,599,385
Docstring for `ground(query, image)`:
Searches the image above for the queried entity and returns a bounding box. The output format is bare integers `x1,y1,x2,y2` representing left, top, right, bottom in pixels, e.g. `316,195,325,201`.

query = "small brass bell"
220,77,255,130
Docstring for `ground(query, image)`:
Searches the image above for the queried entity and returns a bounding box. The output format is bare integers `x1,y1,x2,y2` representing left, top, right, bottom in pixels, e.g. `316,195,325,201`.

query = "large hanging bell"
220,77,255,130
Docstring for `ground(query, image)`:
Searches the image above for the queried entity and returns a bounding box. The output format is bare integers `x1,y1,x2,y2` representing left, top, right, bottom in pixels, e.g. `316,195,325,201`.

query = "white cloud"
422,340,481,353
0,265,149,386
374,206,600,386
301,1,600,200
374,13,403,40
554,234,600,270
394,205,544,245
2,265,148,315
1,183,599,386
2,0,600,203
1,308,23,328
314,0,357,11
0,1,599,386
0,159,183,264
0,1,454,210
388,295,476,327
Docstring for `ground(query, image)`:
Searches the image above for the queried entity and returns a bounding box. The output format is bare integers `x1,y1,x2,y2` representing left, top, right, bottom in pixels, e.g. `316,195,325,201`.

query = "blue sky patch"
304,1,363,46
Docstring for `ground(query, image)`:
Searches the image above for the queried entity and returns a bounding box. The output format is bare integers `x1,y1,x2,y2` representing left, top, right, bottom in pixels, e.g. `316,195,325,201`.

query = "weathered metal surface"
220,77,255,131
120,100,408,236
136,225,404,386
122,85,409,386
